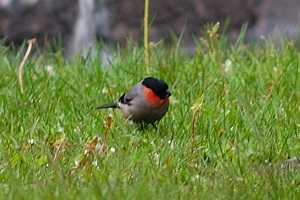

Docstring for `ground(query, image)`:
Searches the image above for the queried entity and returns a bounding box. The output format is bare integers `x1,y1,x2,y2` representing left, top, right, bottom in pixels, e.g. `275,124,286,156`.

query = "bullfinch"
97,77,171,126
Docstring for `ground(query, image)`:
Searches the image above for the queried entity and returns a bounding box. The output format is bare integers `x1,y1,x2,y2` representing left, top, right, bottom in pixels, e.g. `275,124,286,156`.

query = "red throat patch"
143,87,169,106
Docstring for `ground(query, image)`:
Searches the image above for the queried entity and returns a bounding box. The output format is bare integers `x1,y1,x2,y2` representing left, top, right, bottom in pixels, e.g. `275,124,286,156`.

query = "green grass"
1,34,300,199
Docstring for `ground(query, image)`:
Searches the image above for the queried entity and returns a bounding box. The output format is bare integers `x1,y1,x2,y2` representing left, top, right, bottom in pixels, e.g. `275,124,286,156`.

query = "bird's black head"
142,77,171,99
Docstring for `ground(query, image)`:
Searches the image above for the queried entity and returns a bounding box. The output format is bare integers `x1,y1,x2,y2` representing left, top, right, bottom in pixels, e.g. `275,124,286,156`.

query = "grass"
1,32,300,199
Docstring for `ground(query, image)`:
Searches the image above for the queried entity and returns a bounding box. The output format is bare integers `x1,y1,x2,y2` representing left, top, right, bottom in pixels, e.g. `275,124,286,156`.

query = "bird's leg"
138,123,145,131
151,123,158,130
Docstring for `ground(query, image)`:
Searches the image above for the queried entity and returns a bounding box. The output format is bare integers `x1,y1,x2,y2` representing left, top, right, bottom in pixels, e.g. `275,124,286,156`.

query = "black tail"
97,103,119,109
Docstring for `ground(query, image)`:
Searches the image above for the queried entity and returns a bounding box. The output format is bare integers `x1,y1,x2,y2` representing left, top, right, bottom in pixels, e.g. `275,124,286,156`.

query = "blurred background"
0,0,299,56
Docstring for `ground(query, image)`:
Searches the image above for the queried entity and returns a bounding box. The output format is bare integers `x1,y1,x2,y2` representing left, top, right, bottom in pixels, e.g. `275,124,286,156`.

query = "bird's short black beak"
165,89,171,97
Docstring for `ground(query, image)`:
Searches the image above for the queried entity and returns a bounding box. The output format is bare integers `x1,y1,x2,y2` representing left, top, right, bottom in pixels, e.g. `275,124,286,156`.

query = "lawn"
1,32,300,199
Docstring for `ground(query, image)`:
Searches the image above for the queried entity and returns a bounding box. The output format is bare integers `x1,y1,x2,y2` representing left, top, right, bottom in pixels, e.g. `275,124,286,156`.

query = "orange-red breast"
97,77,171,126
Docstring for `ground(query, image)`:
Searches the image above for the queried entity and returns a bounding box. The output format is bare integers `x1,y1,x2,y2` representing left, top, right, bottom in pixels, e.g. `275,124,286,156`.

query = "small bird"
97,77,171,127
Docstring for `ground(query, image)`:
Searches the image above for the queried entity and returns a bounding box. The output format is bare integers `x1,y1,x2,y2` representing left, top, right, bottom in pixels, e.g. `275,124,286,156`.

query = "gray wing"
118,82,143,105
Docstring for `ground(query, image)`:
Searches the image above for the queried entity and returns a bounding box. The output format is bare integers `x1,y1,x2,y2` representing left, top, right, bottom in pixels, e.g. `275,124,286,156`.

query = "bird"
97,77,171,127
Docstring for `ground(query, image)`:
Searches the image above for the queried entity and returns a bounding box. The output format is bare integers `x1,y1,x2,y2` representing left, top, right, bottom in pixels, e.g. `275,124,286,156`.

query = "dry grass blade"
68,136,100,175
190,94,204,154
84,136,99,157
51,135,67,161
144,0,150,74
18,38,36,94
